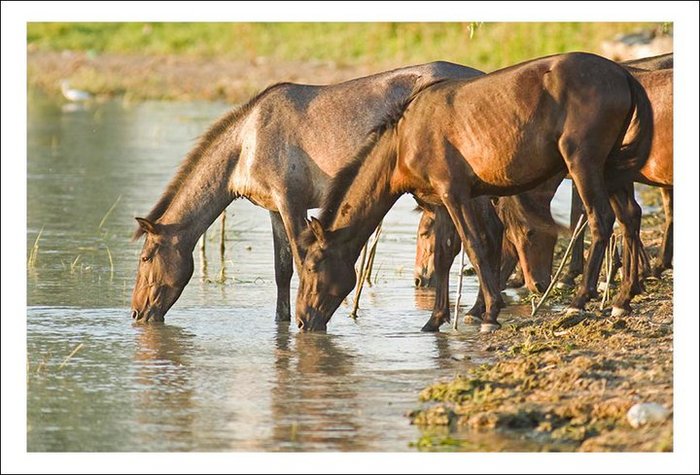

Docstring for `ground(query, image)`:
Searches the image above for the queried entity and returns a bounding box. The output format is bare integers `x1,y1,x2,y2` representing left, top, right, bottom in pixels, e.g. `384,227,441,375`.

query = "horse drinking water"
130,62,484,323
295,52,653,333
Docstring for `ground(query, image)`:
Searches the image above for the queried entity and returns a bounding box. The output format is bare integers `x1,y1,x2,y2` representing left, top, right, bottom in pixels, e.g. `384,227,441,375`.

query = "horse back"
634,69,673,186
397,53,640,196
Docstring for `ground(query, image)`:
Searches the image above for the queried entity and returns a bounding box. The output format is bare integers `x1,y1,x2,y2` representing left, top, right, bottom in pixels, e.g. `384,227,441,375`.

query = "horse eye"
141,255,152,262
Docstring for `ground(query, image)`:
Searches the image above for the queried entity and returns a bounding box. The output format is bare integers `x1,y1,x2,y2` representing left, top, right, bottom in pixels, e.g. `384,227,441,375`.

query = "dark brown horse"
565,55,673,288
129,62,484,323
295,52,653,333
416,54,672,314
414,173,563,293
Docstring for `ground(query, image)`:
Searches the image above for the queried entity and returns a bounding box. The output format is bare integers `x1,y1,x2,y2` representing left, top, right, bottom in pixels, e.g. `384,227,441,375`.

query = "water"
27,91,572,452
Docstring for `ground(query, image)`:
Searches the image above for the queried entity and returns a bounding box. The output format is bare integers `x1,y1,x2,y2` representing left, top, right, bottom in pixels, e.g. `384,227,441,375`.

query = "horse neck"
158,137,240,250
327,133,401,260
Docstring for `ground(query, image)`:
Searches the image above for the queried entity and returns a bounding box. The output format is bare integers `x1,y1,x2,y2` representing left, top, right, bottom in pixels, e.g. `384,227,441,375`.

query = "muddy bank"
28,50,388,103
409,200,673,452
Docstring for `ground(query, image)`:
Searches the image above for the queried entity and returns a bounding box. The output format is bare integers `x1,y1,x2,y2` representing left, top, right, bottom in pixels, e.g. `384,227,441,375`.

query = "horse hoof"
611,306,629,318
480,322,501,333
421,321,441,332
463,314,483,325
564,307,584,316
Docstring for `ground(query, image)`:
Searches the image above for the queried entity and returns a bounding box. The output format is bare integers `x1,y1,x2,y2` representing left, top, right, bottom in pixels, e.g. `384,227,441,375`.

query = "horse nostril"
415,277,421,287
131,310,138,319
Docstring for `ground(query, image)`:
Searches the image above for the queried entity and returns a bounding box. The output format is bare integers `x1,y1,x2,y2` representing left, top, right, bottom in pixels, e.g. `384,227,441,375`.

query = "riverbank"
27,22,664,102
408,200,673,452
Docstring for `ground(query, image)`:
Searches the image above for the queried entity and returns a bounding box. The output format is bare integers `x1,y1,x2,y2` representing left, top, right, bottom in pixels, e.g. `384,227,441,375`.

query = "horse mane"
133,82,288,239
315,78,446,231
496,193,565,238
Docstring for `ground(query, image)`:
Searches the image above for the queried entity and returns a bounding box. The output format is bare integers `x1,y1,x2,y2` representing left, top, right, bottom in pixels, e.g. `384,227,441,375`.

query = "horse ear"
135,217,158,235
308,217,326,243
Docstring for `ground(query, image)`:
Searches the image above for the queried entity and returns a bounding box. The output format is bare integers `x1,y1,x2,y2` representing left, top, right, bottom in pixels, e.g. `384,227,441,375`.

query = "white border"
3,2,698,474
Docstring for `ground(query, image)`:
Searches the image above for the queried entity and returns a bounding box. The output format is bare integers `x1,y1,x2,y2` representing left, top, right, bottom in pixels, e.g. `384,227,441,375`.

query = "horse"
129,62,485,323
416,54,672,314
295,52,653,333
414,173,564,293
564,55,673,287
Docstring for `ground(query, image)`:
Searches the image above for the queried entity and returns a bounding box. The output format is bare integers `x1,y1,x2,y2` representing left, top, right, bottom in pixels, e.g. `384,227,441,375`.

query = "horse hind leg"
562,149,616,313
270,211,293,322
608,184,644,317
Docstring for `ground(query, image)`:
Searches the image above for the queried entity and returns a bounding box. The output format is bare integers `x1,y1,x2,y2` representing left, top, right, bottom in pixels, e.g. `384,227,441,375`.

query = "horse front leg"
466,213,513,320
421,206,461,331
654,188,673,277
560,181,586,288
441,191,504,333
270,211,293,322
566,168,615,313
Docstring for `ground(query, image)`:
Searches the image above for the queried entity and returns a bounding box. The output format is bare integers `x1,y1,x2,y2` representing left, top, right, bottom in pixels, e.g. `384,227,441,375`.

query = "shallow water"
27,92,574,451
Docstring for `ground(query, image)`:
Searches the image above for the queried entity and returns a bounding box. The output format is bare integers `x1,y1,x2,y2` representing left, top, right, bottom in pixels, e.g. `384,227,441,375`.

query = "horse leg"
440,191,503,332
270,211,293,322
608,183,644,316
422,207,461,331
654,188,673,277
565,165,615,313
561,181,586,288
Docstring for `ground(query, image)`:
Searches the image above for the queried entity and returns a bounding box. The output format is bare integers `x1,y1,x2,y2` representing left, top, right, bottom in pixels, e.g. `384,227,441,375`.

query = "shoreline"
29,50,396,103
409,202,674,452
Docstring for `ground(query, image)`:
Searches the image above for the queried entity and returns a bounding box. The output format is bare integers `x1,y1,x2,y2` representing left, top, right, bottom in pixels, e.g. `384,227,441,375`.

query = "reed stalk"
27,226,44,268
98,194,121,230
452,247,467,331
531,215,588,317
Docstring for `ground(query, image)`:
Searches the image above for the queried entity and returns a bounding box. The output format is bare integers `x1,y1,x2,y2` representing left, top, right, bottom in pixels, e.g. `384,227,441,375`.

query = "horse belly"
461,130,560,195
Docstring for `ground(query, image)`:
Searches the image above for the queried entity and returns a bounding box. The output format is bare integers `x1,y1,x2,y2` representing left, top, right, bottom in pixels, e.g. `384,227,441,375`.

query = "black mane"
316,78,445,230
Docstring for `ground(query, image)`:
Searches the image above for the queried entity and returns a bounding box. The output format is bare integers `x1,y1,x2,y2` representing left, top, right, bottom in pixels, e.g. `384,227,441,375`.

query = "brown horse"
416,54,672,312
414,173,564,293
565,56,673,287
129,62,484,323
295,52,653,333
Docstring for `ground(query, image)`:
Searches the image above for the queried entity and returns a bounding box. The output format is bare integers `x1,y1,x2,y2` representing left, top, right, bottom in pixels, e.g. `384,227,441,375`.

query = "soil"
408,193,673,452
28,50,390,103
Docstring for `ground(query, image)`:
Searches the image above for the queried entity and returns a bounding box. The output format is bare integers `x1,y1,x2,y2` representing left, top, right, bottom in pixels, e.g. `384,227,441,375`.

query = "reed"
98,194,121,230
27,226,44,269
59,343,84,369
531,215,588,317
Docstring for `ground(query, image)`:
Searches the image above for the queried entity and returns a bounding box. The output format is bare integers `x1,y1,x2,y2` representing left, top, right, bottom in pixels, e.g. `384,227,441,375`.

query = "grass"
27,226,44,269
28,22,662,72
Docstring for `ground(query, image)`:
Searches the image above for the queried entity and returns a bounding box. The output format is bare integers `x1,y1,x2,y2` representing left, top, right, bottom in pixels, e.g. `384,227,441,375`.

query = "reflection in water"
270,329,366,451
132,324,196,451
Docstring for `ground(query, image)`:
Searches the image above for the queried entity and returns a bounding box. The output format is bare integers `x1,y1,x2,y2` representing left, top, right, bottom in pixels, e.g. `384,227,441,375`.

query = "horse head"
131,218,194,323
295,218,357,332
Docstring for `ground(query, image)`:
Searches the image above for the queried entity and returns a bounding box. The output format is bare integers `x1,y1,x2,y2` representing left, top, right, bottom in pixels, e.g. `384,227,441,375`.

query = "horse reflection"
133,324,196,449
270,328,370,451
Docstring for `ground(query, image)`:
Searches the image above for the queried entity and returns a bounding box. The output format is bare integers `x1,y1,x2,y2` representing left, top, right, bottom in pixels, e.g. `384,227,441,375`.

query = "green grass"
27,22,661,71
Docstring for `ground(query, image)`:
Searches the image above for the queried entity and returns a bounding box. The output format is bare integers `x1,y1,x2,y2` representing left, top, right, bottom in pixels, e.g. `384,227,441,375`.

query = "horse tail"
605,71,654,183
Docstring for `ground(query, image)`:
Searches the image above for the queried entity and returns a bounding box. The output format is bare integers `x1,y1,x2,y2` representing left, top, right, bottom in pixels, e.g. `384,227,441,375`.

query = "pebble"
626,402,670,428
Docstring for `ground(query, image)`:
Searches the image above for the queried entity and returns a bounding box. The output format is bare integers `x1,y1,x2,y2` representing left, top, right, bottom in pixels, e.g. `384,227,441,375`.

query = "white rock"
627,402,670,428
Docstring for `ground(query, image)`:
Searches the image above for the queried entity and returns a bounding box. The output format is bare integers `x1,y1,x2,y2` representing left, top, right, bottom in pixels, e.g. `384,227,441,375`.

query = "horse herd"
130,51,672,334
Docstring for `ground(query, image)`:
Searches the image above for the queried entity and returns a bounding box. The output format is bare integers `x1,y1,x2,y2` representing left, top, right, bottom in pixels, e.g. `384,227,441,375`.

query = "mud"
408,195,673,452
